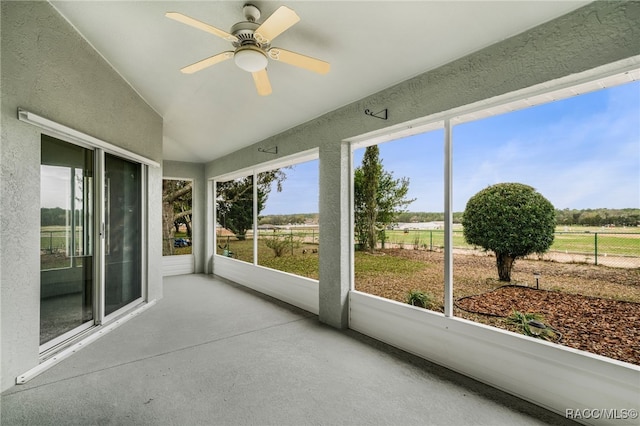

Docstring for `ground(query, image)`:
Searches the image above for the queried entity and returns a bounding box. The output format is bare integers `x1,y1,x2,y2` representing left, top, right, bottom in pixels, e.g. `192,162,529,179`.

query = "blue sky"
263,81,640,215
261,159,320,215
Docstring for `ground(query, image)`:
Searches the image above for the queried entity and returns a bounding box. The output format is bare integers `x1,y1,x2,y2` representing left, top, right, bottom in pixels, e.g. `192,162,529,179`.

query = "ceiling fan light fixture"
234,46,268,72
167,5,329,95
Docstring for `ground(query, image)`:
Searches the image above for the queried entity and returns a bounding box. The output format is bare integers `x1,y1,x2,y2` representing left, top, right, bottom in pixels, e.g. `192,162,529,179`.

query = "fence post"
594,232,598,266
430,231,433,251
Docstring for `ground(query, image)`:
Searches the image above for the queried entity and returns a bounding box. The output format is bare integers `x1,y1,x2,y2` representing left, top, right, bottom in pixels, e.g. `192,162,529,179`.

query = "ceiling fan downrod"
243,4,261,22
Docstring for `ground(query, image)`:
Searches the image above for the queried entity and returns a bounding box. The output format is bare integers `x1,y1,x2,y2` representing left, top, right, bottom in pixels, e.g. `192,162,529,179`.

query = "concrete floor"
1,274,576,425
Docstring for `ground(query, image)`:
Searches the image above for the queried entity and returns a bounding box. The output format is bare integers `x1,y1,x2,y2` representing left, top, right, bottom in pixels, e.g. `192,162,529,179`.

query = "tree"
357,146,381,252
162,180,192,256
354,146,415,252
216,170,286,240
462,183,556,282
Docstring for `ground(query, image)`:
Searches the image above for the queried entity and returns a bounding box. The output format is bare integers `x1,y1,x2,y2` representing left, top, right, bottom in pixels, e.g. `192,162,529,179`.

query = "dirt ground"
354,248,640,365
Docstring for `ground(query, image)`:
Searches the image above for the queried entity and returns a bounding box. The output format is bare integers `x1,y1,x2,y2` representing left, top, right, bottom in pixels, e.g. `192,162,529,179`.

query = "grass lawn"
217,237,320,279
216,239,639,364
227,226,640,257
382,226,639,256
217,236,639,301
171,231,193,255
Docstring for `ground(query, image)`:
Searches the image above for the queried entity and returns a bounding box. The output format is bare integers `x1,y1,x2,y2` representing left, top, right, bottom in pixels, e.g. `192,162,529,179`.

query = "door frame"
24,109,158,355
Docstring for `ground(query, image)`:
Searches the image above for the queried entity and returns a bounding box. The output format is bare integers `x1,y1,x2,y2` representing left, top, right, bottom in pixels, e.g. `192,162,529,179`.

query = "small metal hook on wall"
258,146,278,155
365,108,388,120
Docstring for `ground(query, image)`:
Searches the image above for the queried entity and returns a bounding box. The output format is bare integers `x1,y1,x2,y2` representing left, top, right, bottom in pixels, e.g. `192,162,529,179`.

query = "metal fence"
41,230,194,257
40,230,76,254
549,231,640,268
256,228,319,244
42,227,638,268
382,230,640,268
216,229,319,259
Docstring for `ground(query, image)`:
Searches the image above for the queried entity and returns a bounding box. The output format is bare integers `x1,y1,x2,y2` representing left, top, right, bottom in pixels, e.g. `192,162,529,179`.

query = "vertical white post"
444,120,454,317
141,165,148,302
70,167,76,261
348,145,355,291
209,180,216,274
95,149,105,325
253,172,258,265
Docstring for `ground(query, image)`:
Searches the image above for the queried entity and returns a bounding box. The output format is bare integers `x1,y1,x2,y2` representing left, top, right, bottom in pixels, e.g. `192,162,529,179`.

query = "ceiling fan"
166,4,330,96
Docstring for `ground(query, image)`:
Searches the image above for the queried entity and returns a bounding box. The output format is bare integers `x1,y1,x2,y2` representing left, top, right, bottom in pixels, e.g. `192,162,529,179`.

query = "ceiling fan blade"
252,69,272,96
181,52,234,74
166,12,238,42
268,48,330,74
254,6,300,44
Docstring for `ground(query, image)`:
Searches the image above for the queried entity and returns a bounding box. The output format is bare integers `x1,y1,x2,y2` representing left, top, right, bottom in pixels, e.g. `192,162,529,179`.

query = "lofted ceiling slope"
50,1,591,163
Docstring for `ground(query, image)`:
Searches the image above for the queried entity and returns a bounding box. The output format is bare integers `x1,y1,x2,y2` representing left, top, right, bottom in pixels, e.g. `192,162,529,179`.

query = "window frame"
347,67,640,318
212,149,319,270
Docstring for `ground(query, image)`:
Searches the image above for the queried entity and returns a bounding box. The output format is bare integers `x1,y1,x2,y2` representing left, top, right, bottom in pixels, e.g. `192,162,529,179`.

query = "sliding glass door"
40,136,94,347
40,136,144,350
104,154,142,315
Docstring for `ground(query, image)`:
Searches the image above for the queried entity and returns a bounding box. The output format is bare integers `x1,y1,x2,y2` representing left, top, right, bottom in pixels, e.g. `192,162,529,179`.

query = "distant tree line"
259,213,319,226
257,208,640,228
42,206,639,229
394,212,465,223
554,208,639,227
41,207,80,226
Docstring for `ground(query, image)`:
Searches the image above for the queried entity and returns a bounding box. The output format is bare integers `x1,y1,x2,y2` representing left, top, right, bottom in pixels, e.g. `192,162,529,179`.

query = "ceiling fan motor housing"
230,20,268,72
230,21,264,48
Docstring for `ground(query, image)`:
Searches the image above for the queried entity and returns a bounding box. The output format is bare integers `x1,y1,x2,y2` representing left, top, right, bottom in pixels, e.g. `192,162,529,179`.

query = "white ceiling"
50,1,591,163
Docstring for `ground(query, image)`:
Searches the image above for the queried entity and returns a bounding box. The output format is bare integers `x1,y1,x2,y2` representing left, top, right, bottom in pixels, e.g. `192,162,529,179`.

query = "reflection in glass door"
40,136,94,347
104,154,142,315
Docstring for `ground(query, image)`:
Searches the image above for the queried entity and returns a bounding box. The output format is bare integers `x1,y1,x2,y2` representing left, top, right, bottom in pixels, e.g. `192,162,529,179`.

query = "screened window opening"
216,175,255,264
257,160,319,279
350,79,639,365
451,81,640,365
162,179,193,256
352,129,445,312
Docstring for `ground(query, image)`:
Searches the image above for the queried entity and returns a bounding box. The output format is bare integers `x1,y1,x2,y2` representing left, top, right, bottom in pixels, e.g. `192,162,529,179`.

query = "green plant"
506,310,556,341
264,234,301,257
407,290,433,309
412,234,421,250
462,183,556,281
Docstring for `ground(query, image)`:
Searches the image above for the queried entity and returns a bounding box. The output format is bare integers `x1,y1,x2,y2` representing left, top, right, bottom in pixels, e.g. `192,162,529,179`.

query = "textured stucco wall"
0,1,163,391
162,161,206,273
205,1,640,327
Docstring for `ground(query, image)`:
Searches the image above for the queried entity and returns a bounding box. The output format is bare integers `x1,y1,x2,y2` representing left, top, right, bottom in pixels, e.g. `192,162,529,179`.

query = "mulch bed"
355,248,640,365
455,286,640,365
